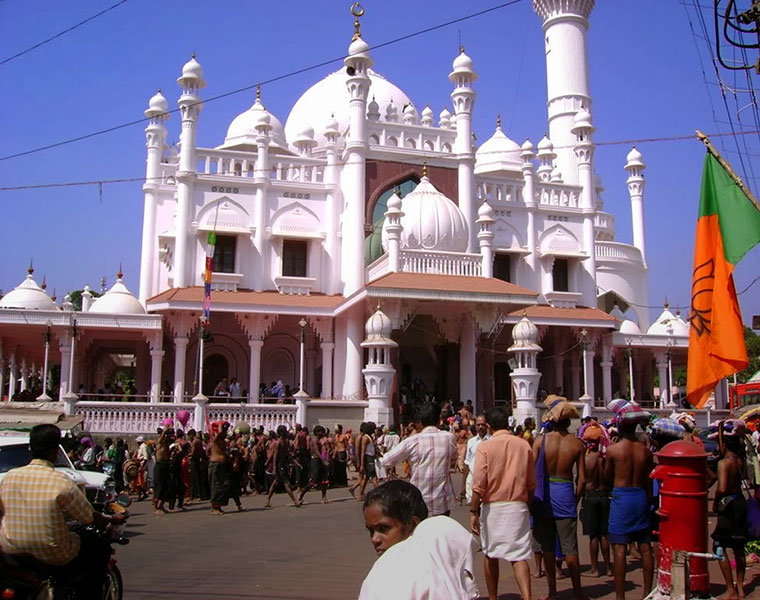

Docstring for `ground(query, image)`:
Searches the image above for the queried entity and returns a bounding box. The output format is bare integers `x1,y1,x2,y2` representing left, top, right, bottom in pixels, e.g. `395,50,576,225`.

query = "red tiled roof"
147,287,344,310
367,272,538,301
507,304,617,326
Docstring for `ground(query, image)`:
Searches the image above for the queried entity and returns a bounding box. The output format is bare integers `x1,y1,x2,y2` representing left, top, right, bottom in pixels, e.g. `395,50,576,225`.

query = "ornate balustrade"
595,241,643,265
594,211,616,240
400,249,483,277
76,401,297,434
476,179,523,204
366,121,456,153
535,182,582,209
366,255,390,282
195,149,325,184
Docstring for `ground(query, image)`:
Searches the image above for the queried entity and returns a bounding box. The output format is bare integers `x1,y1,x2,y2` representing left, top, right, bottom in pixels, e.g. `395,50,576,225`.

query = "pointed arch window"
364,177,419,266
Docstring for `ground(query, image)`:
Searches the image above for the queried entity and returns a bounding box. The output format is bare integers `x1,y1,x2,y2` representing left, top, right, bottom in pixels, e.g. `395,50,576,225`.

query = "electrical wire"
2,127,759,193
0,0,130,67
0,0,524,163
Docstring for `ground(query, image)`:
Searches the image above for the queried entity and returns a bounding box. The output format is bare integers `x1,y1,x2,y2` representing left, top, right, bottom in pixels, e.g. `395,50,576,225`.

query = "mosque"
0,1,708,431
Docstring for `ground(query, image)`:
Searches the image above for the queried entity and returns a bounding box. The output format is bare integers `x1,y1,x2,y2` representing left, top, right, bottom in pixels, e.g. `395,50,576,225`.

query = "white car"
0,434,115,506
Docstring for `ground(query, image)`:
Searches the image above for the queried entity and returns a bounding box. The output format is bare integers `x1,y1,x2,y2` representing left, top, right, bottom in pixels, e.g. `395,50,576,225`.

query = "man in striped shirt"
381,403,457,516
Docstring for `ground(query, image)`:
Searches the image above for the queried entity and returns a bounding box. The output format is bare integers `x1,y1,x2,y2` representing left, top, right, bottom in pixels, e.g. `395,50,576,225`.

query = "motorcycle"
0,494,132,600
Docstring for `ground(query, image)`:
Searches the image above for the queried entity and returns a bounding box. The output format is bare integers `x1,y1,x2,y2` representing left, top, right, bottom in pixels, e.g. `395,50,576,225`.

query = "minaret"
384,189,403,273
174,56,205,288
533,0,595,185
341,4,372,400
450,47,478,252
362,307,397,427
323,114,340,294
252,88,272,292
476,201,495,278
509,315,543,426
521,139,539,289
571,109,598,305
139,90,169,304
625,147,647,266
342,3,372,295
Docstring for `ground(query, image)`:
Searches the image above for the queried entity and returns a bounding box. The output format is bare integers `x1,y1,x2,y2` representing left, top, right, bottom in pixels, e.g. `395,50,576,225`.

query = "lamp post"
37,320,53,401
62,318,78,416
293,317,310,426
625,338,635,403
579,328,592,417
666,334,676,408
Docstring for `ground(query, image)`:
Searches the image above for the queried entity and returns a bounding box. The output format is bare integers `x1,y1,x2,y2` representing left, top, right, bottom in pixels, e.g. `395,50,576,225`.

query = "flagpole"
696,130,760,212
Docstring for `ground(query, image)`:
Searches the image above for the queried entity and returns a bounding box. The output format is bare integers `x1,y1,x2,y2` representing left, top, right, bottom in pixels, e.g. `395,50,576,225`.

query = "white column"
477,203,495,279
323,121,340,294
384,192,403,273
581,348,595,406
521,141,538,289
534,1,594,185
58,340,70,402
459,320,478,412
248,339,263,404
8,352,17,400
20,357,28,392
342,305,364,399
253,98,271,293
573,113,598,306
601,359,613,405
655,350,669,408
320,341,334,399
150,350,164,403
173,336,188,402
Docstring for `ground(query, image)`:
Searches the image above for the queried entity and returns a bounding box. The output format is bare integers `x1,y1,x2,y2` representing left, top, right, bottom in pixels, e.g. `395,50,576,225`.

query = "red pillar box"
651,440,710,596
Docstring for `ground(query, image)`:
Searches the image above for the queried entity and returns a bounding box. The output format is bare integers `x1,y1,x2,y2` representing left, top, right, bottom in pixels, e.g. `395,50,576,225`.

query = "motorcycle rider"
0,424,126,596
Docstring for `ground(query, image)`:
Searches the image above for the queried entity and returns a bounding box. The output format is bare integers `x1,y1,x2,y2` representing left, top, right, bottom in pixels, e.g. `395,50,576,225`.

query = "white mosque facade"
1,1,713,431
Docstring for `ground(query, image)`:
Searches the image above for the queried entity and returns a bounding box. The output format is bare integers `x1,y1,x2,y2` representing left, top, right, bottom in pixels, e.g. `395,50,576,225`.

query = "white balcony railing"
594,211,615,240
211,272,244,292
595,241,643,265
535,182,582,209
274,275,317,295
196,149,325,185
476,180,523,204
400,249,483,277
544,291,583,309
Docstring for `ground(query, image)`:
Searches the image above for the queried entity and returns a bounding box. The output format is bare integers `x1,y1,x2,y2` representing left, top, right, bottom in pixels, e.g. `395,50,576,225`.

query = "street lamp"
36,320,53,401
665,332,676,408
298,317,307,393
579,328,592,417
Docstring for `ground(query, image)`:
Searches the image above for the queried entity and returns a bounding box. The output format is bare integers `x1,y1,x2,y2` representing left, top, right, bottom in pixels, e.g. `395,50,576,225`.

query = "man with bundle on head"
604,399,654,600
580,420,610,578
532,395,586,600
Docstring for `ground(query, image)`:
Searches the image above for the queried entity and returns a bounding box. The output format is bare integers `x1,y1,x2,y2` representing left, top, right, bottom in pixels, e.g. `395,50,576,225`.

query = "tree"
738,326,760,383
67,289,101,312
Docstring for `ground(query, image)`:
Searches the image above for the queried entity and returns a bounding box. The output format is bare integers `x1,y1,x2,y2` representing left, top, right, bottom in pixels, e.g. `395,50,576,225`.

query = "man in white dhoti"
461,414,490,503
470,406,535,600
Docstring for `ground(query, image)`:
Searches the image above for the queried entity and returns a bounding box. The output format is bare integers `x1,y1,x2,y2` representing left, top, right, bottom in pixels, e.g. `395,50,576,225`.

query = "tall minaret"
571,109,598,305
449,47,477,252
174,56,205,288
533,0,595,185
139,90,169,305
341,4,372,400
625,147,647,267
341,3,372,296
252,88,272,292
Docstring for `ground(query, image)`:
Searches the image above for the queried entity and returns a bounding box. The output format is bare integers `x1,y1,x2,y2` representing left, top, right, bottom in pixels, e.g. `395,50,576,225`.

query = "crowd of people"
51,395,760,599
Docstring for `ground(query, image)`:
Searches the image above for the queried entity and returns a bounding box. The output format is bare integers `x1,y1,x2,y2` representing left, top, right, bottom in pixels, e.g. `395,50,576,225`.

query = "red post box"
651,440,710,596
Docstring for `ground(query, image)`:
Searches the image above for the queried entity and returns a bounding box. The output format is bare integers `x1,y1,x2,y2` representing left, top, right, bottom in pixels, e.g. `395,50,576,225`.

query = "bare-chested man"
265,425,302,508
710,419,748,600
209,422,236,515
532,396,586,600
333,424,349,486
153,427,174,514
580,422,610,577
298,425,331,504
604,401,654,600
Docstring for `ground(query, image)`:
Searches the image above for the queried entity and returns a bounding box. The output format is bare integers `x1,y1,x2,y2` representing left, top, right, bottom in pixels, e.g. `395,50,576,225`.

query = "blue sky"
1,0,759,325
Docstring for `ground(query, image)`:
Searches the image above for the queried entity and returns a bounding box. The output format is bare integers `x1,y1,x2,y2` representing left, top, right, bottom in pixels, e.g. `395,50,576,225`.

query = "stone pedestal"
294,389,310,426
192,392,208,432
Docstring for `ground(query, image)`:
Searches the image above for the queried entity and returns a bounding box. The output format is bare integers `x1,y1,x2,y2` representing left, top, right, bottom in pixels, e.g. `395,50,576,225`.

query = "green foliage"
738,326,760,383
67,289,101,312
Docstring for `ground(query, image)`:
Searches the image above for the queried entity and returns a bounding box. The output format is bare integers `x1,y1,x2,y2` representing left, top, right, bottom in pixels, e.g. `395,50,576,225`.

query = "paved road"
117,487,760,599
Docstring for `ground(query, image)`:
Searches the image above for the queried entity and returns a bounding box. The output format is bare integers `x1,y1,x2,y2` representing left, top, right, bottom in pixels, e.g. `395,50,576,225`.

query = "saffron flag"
686,153,760,408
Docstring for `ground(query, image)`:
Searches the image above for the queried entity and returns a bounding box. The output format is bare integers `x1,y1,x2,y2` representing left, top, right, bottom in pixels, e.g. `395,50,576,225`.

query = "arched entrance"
203,354,229,397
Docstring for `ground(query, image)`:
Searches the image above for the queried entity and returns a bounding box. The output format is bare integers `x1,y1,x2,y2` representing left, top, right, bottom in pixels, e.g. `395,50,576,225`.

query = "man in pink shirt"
470,407,535,600
381,403,457,516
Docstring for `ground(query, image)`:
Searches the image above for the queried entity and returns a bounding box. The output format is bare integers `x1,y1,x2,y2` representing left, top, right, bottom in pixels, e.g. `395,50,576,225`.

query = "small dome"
385,100,399,122
537,135,554,153
521,138,535,152
574,109,592,126
512,316,539,344
647,305,688,337
367,97,380,120
0,271,59,311
619,319,642,335
177,56,206,89
475,124,523,174
450,49,477,81
439,107,451,127
402,103,418,125
550,166,563,181
365,308,393,340
477,201,494,220
381,176,468,253
420,105,433,126
89,276,145,315
286,68,410,147
386,191,402,212
323,113,339,136
295,125,315,141
625,146,645,169
348,37,371,60
145,90,168,119
219,96,288,152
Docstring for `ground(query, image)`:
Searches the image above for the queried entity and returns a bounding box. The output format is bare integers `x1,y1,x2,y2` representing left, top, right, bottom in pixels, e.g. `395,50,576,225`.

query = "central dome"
285,68,411,148
382,176,468,253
